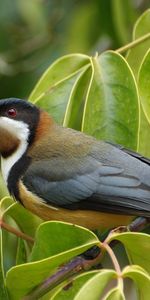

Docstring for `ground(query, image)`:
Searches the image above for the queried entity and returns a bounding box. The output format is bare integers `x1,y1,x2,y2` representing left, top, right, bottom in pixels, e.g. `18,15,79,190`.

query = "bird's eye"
7,108,17,117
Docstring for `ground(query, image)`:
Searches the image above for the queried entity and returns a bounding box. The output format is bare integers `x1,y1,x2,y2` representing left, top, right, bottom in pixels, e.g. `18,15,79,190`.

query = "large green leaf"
52,270,115,300
6,221,99,300
82,51,139,150
138,49,150,123
126,9,150,79
110,232,150,274
138,49,150,156
30,221,99,261
29,54,90,123
138,106,150,157
29,54,90,100
123,265,150,300
63,66,92,130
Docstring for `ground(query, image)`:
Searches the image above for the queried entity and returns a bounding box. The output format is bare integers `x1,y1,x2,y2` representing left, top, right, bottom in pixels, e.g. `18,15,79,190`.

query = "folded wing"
23,142,150,217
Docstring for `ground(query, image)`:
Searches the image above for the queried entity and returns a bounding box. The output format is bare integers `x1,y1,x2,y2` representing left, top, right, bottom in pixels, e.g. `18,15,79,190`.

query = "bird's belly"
18,180,134,230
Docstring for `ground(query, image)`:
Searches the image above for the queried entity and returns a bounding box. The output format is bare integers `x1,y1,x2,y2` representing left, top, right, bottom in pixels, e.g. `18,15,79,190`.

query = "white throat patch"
0,117,29,184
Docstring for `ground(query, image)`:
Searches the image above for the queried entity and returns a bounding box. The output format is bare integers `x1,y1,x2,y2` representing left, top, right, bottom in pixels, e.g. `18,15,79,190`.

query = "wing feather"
23,142,150,217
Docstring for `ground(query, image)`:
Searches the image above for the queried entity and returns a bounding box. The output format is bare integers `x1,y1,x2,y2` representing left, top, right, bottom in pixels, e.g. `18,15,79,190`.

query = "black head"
0,98,40,144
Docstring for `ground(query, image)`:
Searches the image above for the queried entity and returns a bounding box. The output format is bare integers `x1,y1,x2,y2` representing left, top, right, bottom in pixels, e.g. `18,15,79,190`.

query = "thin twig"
116,32,150,53
102,242,123,290
0,219,34,243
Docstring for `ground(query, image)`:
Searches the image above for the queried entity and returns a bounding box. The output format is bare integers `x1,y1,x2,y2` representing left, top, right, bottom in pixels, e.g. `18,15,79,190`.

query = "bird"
0,98,150,231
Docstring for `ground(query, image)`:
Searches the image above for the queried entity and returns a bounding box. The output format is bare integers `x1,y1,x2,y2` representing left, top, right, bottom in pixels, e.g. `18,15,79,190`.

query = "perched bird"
0,98,150,230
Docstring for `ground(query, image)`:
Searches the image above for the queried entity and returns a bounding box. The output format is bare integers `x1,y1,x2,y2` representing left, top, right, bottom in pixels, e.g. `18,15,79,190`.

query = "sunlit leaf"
63,66,92,130
123,265,150,300
138,107,150,157
82,51,139,150
138,49,150,123
30,221,99,261
0,197,14,217
127,9,150,79
138,49,150,156
29,54,90,123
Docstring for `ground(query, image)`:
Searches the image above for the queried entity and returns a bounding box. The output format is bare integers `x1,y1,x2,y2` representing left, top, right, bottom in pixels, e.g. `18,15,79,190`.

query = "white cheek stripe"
0,117,29,184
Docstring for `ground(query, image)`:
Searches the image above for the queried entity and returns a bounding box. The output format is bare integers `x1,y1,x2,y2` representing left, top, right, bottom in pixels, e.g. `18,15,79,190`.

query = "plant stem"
116,32,150,53
102,243,121,275
0,219,34,243
102,242,123,290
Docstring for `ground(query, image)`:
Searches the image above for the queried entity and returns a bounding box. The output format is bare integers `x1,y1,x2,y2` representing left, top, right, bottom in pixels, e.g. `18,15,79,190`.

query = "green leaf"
63,66,92,130
104,287,125,300
16,238,27,265
138,50,150,157
0,199,9,299
138,49,150,123
110,232,150,273
1,201,41,274
0,230,9,299
29,54,90,123
138,106,150,157
126,9,150,79
82,51,139,150
52,270,115,300
51,271,101,300
123,265,150,300
6,221,99,300
138,49,150,156
30,221,99,261
74,270,115,300
0,174,8,198
0,197,14,216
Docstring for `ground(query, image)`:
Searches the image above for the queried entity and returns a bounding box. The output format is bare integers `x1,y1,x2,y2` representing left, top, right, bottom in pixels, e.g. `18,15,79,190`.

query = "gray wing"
23,143,150,217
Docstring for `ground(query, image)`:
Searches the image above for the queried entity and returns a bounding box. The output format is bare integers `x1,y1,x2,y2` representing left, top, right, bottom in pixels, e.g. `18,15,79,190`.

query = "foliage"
0,0,148,100
0,6,150,300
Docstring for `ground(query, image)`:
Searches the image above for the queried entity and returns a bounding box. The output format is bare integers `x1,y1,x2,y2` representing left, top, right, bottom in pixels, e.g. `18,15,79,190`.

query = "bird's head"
0,98,40,158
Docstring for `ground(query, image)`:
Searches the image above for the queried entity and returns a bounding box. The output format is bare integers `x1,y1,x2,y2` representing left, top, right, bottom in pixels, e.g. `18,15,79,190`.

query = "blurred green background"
0,0,149,100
